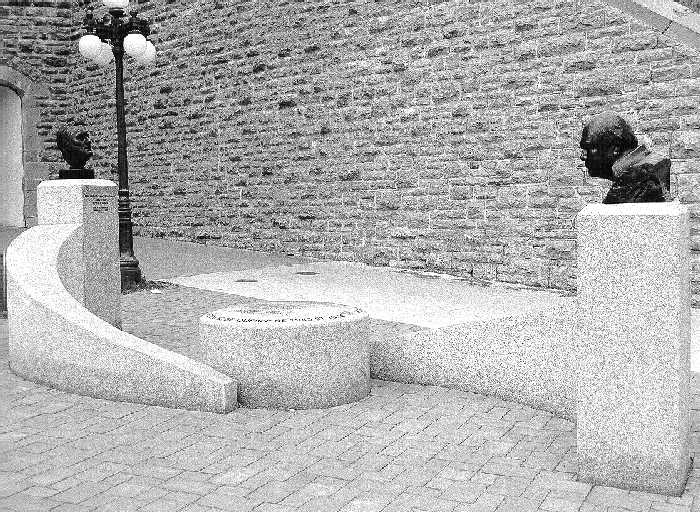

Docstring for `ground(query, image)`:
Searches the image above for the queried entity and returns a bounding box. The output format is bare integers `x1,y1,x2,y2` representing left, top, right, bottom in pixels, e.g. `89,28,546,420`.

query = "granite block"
38,179,120,328
7,179,236,413
7,224,236,413
371,301,578,419
576,202,691,495
199,302,371,409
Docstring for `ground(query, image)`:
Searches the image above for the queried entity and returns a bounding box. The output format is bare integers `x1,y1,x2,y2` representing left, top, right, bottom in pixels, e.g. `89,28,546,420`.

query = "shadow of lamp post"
78,0,156,291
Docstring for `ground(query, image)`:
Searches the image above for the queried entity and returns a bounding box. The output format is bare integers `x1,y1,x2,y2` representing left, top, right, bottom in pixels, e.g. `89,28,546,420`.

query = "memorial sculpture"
579,112,671,203
56,126,95,179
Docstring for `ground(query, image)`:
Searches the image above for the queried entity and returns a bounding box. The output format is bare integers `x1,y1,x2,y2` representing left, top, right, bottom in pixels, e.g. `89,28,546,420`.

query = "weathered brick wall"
0,0,74,207
67,0,700,302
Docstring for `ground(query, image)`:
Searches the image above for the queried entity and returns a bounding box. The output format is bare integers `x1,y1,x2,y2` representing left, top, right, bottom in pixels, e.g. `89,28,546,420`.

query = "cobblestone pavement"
2,285,700,511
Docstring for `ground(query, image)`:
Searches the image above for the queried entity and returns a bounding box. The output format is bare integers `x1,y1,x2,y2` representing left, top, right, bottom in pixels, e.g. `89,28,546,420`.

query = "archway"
0,85,24,227
0,65,49,229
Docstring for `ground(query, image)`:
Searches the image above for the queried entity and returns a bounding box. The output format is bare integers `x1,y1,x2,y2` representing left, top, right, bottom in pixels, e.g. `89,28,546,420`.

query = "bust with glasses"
579,112,671,204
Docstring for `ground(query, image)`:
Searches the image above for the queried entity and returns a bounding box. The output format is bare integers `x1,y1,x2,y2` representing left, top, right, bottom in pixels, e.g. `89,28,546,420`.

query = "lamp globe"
124,32,147,57
79,34,102,59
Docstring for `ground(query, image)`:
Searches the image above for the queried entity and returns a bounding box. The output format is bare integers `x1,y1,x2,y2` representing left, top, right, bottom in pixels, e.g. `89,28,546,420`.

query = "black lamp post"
78,1,156,290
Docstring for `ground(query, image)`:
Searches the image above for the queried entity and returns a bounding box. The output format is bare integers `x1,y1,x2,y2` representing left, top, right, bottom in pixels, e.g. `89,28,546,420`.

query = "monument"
576,203,690,494
579,112,671,203
199,301,371,409
7,179,236,413
56,126,95,180
38,179,121,327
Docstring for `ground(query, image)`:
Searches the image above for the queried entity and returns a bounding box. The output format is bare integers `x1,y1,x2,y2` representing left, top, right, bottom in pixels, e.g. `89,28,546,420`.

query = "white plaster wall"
0,86,24,227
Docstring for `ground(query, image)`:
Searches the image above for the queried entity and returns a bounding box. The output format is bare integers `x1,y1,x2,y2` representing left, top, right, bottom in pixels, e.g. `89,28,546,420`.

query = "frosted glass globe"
93,43,113,66
103,0,129,9
124,32,147,58
78,34,102,59
135,41,156,65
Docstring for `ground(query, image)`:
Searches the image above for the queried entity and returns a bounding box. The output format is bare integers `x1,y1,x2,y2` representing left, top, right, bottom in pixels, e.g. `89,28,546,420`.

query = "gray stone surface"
7,180,237,413
5,234,700,508
170,260,570,329
372,302,579,420
576,202,691,495
38,179,120,328
169,259,580,417
199,301,371,409
7,224,236,413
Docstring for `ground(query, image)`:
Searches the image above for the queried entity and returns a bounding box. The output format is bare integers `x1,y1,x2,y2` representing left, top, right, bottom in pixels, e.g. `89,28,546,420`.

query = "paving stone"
0,476,30,497
140,499,189,512
52,482,112,504
196,490,263,511
0,493,63,511
51,504,97,512
494,495,541,512
540,495,585,512
452,492,504,512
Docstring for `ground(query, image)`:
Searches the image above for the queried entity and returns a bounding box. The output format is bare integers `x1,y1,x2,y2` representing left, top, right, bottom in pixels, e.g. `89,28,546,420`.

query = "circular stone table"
198,301,371,409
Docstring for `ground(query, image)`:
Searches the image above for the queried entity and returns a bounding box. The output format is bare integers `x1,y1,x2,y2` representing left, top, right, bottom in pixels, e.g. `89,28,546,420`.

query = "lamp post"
78,0,156,291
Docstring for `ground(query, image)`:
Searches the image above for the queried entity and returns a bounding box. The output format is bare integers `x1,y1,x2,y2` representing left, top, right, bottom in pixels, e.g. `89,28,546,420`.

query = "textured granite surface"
38,179,120,328
167,259,579,417
7,180,236,413
199,302,371,409
372,302,578,420
577,202,691,495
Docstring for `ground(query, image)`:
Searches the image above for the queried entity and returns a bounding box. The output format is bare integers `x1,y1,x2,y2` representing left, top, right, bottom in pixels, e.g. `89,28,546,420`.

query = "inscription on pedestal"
203,302,365,326
85,193,111,213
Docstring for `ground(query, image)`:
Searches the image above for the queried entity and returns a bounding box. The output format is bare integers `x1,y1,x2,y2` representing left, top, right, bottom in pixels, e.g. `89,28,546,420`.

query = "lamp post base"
120,256,142,291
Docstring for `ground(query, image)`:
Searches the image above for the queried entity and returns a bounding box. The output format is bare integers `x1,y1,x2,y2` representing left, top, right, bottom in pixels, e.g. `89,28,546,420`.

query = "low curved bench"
7,224,236,413
199,302,370,409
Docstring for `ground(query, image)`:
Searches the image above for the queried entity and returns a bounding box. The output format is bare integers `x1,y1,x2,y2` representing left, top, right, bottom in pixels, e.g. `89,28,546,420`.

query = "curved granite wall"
371,302,578,420
6,223,236,413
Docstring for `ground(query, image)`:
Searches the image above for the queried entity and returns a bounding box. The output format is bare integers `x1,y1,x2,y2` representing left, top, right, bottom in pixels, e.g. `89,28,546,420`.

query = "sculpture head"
56,126,93,170
579,112,638,180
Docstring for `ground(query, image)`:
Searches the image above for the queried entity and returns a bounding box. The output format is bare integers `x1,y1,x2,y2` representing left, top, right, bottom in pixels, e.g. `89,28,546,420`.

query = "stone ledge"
603,0,700,51
7,224,237,413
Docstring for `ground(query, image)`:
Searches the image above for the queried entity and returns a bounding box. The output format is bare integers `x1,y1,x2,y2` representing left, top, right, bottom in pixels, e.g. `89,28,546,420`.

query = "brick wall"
68,0,700,302
0,0,74,224
676,0,700,13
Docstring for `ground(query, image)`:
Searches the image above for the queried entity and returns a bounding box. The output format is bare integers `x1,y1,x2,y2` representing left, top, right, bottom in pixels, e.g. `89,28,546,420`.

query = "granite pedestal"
576,202,691,495
37,179,121,328
199,302,371,409
7,179,236,413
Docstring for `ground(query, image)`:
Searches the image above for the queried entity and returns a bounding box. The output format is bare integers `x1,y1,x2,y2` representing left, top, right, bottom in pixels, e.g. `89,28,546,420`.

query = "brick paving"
2,285,700,511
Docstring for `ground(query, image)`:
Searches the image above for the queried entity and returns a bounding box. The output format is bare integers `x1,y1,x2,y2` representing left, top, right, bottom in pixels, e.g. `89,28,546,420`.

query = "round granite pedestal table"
198,301,371,409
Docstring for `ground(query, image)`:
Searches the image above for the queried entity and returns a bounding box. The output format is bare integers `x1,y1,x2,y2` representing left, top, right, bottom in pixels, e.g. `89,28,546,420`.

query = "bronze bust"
579,112,671,203
56,126,95,179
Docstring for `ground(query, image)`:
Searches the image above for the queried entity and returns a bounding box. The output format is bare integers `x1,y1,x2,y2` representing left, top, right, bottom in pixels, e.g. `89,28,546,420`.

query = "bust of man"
56,126,95,179
579,112,671,204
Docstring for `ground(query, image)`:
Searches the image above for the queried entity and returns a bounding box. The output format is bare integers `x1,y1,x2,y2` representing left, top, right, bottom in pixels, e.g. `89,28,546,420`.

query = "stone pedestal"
199,301,371,409
7,179,235,413
576,202,691,495
37,179,120,328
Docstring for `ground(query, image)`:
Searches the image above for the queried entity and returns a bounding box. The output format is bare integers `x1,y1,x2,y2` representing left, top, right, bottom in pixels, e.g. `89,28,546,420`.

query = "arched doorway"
0,85,24,227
